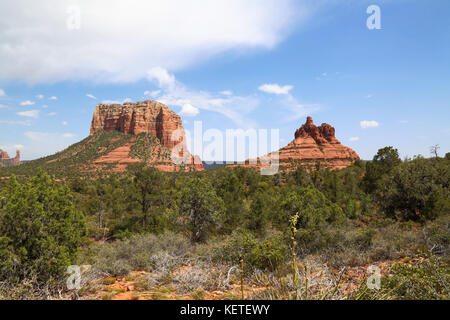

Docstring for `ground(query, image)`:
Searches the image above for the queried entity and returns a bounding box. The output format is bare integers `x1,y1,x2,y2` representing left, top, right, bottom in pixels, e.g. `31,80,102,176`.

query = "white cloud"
48,112,57,116
86,94,97,100
17,109,40,118
147,67,176,88
279,94,319,122
360,120,379,129
36,94,44,99
0,120,31,126
20,100,35,106
49,96,57,100
399,120,408,124
144,90,161,97
179,103,199,117
62,121,68,126
0,0,307,83
0,104,8,109
42,105,49,108
366,94,373,99
101,98,132,105
150,68,259,127
14,144,24,150
349,137,360,141
258,84,293,95
0,89,6,97
220,90,233,96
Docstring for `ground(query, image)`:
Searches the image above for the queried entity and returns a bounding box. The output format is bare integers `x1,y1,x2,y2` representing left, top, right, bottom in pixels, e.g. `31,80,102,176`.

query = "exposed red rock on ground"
231,116,359,172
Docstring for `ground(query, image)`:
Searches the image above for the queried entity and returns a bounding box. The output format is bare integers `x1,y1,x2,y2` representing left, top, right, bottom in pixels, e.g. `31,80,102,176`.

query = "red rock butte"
233,116,360,172
0,149,21,167
90,100,203,172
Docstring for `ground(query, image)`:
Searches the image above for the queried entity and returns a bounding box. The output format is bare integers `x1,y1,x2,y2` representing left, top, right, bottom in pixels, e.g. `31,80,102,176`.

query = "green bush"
376,157,450,221
213,231,288,271
0,172,87,282
355,256,449,300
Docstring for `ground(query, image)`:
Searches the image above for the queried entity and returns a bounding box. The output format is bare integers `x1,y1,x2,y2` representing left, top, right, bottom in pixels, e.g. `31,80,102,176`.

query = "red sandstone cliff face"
89,100,203,171
0,149,9,160
90,100,184,150
0,149,21,166
232,116,359,172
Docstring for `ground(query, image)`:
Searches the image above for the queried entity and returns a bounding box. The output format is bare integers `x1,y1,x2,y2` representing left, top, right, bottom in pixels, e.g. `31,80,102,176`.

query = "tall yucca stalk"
290,212,300,300
240,253,245,300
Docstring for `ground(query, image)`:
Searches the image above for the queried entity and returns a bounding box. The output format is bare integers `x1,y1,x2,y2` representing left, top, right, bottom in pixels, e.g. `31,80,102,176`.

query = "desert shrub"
362,146,402,194
178,177,225,242
355,256,449,300
212,231,288,272
376,157,450,221
0,172,86,283
89,232,193,276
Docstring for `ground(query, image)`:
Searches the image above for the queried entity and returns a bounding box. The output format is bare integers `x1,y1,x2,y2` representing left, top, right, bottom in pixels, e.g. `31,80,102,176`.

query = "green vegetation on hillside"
0,130,173,179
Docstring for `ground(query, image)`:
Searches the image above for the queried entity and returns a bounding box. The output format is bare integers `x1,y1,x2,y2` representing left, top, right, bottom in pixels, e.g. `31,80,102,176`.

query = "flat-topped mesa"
89,100,203,172
90,100,184,150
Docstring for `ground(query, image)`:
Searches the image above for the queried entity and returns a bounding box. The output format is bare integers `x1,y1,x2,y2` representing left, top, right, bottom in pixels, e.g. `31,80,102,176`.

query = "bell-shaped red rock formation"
232,116,359,172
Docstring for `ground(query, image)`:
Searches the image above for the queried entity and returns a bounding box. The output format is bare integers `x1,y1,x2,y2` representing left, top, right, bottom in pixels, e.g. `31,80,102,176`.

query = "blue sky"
0,0,449,161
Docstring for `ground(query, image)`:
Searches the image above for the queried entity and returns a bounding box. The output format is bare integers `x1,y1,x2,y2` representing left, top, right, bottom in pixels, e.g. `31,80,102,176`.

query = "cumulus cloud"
0,89,6,97
220,91,233,96
0,0,307,83
258,84,293,95
360,120,379,129
20,100,35,106
17,110,40,118
349,137,360,141
0,104,8,109
179,104,199,117
149,68,259,127
36,94,44,99
257,83,319,122
62,121,68,126
49,96,58,100
147,67,176,88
